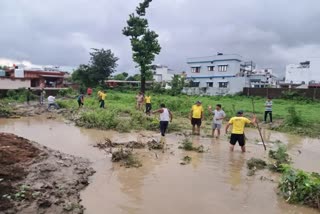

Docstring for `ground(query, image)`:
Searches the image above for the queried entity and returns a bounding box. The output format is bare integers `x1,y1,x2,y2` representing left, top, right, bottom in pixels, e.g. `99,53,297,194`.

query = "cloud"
0,0,320,76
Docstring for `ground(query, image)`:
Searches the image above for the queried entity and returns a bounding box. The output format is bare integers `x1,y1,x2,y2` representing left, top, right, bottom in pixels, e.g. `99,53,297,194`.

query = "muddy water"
0,117,319,214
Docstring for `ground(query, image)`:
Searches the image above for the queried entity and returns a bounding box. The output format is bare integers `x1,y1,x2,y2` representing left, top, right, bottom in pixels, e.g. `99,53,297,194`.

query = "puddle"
0,117,319,214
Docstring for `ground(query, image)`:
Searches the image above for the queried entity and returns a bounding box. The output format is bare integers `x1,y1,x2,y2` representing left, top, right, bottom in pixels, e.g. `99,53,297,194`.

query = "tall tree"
123,0,161,93
72,48,118,87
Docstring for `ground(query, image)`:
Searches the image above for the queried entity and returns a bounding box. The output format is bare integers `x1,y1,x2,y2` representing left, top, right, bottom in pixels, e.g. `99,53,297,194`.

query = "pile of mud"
0,133,95,214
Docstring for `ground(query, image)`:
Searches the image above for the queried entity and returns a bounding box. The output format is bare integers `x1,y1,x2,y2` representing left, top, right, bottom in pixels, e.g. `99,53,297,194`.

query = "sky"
1,0,320,77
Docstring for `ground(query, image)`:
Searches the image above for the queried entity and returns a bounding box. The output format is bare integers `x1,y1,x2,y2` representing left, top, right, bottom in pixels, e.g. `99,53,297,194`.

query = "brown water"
0,117,319,214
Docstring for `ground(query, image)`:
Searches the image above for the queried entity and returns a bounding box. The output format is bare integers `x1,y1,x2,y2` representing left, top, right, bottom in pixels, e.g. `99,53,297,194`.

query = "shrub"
284,106,303,127
58,88,74,97
279,165,320,209
116,120,131,133
268,144,291,172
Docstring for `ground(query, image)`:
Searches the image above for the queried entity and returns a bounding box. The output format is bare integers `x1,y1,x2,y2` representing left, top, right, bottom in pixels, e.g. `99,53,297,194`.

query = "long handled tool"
251,98,267,151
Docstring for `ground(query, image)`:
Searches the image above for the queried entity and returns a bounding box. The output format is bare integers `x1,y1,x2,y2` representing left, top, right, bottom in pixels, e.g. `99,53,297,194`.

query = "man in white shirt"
152,103,173,137
47,95,59,110
208,104,226,138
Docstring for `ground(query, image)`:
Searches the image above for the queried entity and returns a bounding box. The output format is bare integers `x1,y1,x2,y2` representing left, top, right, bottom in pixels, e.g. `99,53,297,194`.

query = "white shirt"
160,108,170,121
47,96,55,104
212,109,226,125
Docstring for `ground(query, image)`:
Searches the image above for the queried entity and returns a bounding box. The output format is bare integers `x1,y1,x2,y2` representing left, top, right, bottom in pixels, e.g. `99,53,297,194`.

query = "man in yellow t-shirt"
225,110,256,152
99,91,107,109
190,101,204,135
145,94,152,116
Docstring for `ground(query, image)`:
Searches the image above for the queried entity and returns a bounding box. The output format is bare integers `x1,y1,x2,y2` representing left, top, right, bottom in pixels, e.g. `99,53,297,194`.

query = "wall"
310,58,320,82
183,77,247,96
243,87,320,100
285,64,310,84
153,67,174,82
0,78,31,89
186,60,241,77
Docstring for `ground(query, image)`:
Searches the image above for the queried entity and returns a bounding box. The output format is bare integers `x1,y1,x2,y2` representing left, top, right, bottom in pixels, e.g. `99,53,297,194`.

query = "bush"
279,165,320,209
268,144,291,172
58,88,74,97
284,106,303,127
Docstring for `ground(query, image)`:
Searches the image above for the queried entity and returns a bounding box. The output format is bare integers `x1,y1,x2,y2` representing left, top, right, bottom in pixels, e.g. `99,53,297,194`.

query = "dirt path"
0,133,95,214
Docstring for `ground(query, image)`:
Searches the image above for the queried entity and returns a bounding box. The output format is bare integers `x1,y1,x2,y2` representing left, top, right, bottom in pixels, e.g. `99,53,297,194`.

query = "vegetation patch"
111,148,142,168
268,144,291,172
246,158,267,176
279,165,320,210
178,138,205,153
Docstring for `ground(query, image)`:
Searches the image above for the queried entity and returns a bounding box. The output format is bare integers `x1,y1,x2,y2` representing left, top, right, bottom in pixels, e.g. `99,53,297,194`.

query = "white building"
285,58,320,84
183,54,254,96
152,65,174,83
249,68,278,88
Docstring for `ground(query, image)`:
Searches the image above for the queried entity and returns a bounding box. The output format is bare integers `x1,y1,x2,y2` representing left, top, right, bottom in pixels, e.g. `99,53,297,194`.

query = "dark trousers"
160,121,169,136
264,111,272,122
100,100,105,108
146,103,152,113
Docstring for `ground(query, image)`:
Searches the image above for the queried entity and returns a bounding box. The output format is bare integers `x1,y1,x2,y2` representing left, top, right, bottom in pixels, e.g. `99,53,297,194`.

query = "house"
183,53,254,96
248,68,278,88
0,67,67,90
152,65,174,83
285,58,320,85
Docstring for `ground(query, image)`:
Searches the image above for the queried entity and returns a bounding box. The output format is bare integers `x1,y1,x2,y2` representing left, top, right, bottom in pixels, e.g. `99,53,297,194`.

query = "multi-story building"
285,58,320,84
152,65,174,83
249,68,278,88
183,54,253,96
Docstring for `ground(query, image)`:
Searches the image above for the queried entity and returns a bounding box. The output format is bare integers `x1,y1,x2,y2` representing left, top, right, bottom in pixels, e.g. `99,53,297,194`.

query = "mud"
1,117,320,214
0,133,95,214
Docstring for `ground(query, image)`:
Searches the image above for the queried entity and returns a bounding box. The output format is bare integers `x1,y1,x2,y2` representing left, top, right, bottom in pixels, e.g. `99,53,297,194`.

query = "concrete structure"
0,78,31,89
152,65,174,83
183,54,253,96
285,58,320,84
0,68,67,89
248,68,278,88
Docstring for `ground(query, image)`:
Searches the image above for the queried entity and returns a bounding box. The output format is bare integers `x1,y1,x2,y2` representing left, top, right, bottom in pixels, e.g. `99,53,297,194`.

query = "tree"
72,48,118,87
123,0,161,93
113,72,128,80
169,75,186,95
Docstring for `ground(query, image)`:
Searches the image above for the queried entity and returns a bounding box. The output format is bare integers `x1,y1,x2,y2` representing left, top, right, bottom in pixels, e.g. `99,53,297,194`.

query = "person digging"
225,110,256,153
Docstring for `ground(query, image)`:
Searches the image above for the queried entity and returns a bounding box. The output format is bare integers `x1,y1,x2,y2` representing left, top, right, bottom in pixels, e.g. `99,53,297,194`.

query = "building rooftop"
187,54,244,64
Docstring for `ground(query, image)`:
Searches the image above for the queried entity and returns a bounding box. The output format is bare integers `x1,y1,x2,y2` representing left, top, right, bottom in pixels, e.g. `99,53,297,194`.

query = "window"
190,81,200,87
219,82,228,88
208,66,215,71
218,65,228,72
191,67,200,73
207,82,213,87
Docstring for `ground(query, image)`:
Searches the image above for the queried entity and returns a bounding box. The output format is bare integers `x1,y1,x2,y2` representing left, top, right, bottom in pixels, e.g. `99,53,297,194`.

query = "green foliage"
113,72,129,80
167,75,185,96
279,165,320,209
268,144,291,172
284,106,303,127
72,48,119,87
57,88,74,97
123,0,161,93
178,138,205,153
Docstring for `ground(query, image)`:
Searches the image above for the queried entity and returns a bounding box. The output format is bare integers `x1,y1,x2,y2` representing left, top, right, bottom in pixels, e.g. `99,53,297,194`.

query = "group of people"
37,87,273,153
153,96,273,153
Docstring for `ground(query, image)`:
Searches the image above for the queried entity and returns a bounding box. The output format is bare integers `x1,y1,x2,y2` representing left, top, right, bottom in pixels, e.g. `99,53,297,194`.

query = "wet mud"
0,117,319,214
0,132,95,214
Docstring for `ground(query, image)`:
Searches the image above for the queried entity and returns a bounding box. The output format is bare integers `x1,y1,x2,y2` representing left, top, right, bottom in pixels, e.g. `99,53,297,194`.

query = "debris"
147,139,164,150
111,148,142,168
178,138,206,153
268,145,291,172
247,158,267,170
180,156,192,165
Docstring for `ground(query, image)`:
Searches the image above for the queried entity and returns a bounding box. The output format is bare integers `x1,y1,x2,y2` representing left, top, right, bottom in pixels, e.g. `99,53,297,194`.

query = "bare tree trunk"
141,75,146,93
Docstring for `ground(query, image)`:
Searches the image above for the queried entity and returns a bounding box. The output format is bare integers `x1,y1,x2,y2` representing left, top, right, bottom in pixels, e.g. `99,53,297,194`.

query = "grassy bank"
55,90,320,136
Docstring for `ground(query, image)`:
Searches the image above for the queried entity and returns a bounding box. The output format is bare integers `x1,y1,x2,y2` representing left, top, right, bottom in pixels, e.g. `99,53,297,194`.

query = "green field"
54,90,320,137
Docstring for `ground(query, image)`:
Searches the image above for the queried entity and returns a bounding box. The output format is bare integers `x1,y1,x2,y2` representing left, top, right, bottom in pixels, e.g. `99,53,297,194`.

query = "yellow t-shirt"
101,93,107,101
191,105,204,119
98,91,102,98
145,96,151,104
228,117,251,134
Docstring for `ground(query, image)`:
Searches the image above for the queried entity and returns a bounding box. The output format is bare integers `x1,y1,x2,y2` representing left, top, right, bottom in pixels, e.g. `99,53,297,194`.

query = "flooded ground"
0,117,319,214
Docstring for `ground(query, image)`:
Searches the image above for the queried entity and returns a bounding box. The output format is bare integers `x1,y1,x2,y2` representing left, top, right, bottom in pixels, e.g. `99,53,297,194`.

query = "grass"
3,88,320,136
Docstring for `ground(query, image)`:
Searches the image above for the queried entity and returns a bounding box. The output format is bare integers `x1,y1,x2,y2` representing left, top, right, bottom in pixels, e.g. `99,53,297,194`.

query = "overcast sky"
1,0,320,76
